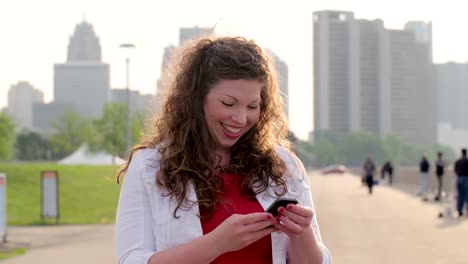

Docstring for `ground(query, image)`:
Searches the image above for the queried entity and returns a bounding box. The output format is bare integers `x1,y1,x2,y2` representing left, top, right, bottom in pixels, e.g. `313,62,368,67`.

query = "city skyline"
2,0,467,139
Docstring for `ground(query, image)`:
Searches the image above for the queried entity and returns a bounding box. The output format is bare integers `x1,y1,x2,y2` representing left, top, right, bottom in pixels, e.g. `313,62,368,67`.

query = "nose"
231,108,247,124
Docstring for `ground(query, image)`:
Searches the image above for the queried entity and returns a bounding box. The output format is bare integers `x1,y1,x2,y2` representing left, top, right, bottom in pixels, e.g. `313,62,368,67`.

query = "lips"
222,123,241,133
221,123,242,139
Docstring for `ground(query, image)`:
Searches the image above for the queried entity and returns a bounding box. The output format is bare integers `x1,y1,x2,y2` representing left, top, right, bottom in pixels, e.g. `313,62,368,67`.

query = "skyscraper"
54,21,110,119
313,11,355,140
7,81,43,130
67,22,102,61
388,23,435,146
179,26,214,45
313,10,436,146
269,51,289,120
436,62,468,130
156,27,215,113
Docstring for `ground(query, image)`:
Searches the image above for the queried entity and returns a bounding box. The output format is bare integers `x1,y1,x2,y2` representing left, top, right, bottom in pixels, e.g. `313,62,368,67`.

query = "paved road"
3,225,115,263
310,172,467,264
4,172,467,263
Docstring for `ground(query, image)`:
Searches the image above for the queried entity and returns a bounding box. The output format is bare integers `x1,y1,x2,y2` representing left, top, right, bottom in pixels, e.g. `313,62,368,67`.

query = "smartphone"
266,198,299,216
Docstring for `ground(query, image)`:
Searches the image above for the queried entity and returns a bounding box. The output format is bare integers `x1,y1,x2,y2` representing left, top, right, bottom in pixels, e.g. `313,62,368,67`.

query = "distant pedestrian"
381,161,394,185
454,148,468,217
363,157,376,194
434,152,446,201
417,155,430,196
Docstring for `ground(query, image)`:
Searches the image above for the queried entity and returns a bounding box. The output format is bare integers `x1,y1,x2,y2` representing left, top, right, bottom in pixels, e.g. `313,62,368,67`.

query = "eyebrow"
219,94,261,103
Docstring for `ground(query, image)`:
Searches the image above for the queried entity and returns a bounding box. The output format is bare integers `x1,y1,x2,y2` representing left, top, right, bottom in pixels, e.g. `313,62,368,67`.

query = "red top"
201,173,272,264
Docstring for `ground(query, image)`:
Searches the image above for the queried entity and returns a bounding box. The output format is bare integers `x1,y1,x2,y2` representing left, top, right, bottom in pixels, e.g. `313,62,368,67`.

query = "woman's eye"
222,102,233,107
248,105,259,109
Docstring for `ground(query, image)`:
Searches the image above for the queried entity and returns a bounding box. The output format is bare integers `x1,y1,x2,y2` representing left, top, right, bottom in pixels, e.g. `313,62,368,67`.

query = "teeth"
222,124,241,134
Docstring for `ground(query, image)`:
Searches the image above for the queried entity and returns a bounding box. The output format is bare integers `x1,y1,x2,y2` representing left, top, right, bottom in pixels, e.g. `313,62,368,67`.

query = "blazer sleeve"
115,150,157,264
292,154,333,264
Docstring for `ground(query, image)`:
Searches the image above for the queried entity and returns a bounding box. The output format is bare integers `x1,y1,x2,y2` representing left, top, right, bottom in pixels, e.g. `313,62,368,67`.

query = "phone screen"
265,198,299,216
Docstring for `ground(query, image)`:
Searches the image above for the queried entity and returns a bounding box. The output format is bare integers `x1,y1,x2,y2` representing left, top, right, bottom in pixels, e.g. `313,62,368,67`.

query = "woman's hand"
210,212,278,254
272,204,314,237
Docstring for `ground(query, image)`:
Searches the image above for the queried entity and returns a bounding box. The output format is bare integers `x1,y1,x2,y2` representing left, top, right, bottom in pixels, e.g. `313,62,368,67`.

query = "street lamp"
119,43,136,153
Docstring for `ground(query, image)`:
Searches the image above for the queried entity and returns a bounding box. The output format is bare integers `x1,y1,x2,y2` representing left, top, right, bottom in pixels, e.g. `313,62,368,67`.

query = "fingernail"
278,207,285,213
266,214,273,219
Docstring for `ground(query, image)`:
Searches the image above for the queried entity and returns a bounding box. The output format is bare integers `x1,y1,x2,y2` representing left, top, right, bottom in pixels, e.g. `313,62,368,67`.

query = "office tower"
156,26,215,113
357,18,387,135
388,22,435,146
436,62,468,130
313,11,355,140
110,88,153,114
269,51,289,120
54,21,110,119
179,26,214,45
156,45,176,96
313,10,435,146
405,21,433,60
32,102,74,132
7,81,43,130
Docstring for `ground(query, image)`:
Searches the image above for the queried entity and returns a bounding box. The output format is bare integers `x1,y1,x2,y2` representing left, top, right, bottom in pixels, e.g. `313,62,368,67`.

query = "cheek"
247,110,261,124
205,102,222,120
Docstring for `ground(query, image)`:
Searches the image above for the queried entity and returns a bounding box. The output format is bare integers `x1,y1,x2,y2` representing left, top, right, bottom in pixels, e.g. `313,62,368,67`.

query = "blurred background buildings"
4,10,468,153
313,10,435,147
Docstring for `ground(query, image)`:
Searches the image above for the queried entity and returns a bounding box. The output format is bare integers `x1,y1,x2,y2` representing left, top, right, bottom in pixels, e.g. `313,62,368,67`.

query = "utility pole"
119,43,135,152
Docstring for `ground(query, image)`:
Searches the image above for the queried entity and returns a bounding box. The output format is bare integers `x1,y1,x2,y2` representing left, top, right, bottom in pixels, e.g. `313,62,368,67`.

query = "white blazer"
115,147,332,264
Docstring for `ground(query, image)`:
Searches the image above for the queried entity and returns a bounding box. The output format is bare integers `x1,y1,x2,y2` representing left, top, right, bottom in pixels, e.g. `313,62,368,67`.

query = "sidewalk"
3,173,467,263
310,172,467,264
3,225,115,263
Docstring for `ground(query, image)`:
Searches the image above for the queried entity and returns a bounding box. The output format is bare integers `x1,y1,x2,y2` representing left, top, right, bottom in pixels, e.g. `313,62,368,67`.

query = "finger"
272,222,291,236
243,212,275,224
278,207,311,227
239,225,277,248
285,204,314,219
248,225,278,242
277,215,303,233
244,218,278,232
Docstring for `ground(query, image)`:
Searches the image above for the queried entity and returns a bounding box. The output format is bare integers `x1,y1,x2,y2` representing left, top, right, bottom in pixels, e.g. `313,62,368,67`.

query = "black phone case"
266,198,299,216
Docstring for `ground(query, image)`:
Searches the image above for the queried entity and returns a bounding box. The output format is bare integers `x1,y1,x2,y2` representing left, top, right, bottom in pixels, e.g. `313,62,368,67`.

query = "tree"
131,111,147,145
381,135,405,165
313,137,338,166
294,138,316,169
0,113,15,160
311,130,338,145
15,129,50,160
337,131,385,165
92,103,127,159
49,109,92,158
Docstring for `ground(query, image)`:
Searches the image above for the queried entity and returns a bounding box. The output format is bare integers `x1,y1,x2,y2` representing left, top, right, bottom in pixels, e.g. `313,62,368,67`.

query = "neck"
215,149,231,167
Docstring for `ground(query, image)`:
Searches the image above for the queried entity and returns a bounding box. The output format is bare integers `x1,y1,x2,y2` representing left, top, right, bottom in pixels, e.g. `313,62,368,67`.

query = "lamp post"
119,43,135,152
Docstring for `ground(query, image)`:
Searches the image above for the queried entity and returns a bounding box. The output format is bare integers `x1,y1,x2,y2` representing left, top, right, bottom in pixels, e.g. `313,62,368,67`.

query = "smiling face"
203,79,262,157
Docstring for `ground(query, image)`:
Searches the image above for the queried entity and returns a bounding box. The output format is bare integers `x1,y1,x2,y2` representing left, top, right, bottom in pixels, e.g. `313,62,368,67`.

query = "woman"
115,36,332,264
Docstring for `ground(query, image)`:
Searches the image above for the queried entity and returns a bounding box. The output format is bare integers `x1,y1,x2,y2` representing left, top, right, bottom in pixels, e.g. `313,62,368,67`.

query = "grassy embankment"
0,163,122,226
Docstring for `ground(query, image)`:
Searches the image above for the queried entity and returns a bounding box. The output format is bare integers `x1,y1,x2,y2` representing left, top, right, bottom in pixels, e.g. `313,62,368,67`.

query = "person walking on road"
363,157,376,194
417,155,430,197
454,148,468,217
381,161,394,185
434,152,446,201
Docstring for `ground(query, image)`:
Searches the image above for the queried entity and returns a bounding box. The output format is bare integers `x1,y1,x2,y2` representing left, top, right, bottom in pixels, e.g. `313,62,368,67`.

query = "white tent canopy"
57,144,126,165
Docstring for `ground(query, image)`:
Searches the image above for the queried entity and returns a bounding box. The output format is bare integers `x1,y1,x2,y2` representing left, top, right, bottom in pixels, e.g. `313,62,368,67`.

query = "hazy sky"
1,0,467,139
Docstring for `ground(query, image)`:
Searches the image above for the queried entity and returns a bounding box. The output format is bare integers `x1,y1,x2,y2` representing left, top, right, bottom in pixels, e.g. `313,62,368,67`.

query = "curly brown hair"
118,36,291,218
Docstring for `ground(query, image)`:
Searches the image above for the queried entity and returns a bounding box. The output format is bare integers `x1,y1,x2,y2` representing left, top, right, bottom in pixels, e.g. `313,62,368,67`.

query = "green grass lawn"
0,247,26,260
0,163,122,225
